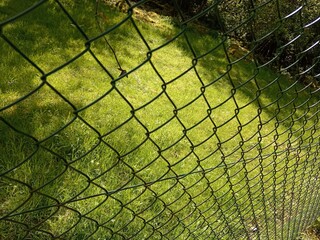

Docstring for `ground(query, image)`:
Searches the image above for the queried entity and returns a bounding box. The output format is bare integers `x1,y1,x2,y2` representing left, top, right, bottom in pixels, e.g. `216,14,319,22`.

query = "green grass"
1,0,320,239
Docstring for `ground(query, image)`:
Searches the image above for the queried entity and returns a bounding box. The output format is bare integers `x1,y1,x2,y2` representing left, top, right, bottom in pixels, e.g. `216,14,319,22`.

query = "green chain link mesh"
1,0,320,239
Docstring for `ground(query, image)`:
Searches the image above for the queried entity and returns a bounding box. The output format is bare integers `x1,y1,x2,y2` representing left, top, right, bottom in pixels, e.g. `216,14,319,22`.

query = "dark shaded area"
130,0,320,85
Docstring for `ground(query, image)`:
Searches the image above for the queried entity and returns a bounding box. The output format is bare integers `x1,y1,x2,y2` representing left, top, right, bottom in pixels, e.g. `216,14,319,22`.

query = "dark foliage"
130,0,320,82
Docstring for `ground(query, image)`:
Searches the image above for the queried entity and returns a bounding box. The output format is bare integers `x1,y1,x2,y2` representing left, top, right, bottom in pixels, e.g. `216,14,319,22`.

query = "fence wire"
1,0,320,239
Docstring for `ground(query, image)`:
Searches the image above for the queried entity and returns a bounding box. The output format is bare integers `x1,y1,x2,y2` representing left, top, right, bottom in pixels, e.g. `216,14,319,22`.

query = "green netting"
1,0,320,239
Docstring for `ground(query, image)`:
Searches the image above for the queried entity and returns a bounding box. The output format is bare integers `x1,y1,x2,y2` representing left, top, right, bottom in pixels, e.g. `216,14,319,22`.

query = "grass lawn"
1,0,320,239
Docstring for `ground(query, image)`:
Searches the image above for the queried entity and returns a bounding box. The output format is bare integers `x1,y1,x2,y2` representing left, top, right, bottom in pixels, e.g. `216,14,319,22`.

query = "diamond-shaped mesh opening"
1,1,87,73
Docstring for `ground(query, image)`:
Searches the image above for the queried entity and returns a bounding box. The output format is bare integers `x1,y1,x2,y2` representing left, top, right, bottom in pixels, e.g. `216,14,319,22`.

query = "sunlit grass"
1,0,320,239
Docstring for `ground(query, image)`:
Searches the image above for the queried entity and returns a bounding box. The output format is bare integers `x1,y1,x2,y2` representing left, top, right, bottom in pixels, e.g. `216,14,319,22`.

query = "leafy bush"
209,0,320,80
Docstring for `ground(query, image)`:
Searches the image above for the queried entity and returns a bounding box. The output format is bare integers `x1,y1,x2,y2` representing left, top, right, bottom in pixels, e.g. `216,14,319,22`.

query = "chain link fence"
1,0,320,239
